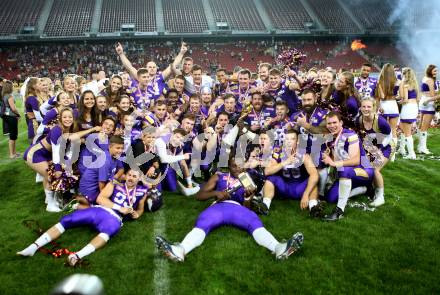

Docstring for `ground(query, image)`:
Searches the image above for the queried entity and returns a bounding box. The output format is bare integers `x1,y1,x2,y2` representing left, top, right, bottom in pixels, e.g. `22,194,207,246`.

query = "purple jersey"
245,107,275,128
321,128,368,168
271,151,308,181
214,81,230,98
266,80,300,112
78,134,110,175
110,181,148,217
79,150,123,203
268,117,292,147
215,171,246,204
131,73,167,108
291,107,328,154
228,83,255,106
354,77,377,99
131,86,152,111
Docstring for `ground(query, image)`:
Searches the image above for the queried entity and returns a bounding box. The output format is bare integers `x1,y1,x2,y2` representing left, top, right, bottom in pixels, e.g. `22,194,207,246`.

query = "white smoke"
389,0,440,72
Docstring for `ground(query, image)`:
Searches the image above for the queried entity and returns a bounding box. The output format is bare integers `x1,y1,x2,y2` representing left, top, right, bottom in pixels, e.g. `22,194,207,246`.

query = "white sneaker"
370,195,385,207
418,148,432,155
46,203,62,213
46,195,62,212
275,232,304,260
403,153,416,160
68,253,80,266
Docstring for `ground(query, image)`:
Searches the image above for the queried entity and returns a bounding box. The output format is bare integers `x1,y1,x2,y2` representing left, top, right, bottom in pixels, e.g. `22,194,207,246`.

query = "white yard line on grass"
153,209,170,295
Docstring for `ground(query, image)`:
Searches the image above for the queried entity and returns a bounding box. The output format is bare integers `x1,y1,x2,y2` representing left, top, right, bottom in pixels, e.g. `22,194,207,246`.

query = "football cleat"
251,196,269,215
322,206,344,221
309,201,326,218
155,236,184,262
275,232,304,260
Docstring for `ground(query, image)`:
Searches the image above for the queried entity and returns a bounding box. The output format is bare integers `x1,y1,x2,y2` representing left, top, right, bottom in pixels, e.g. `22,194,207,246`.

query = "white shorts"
380,100,399,118
400,102,418,123
419,95,435,114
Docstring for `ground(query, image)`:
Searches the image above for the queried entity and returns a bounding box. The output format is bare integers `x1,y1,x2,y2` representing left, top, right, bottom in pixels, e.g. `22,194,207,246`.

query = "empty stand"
162,0,209,33
0,0,45,35
44,0,95,36
308,0,360,33
208,0,266,31
99,0,156,33
262,0,313,30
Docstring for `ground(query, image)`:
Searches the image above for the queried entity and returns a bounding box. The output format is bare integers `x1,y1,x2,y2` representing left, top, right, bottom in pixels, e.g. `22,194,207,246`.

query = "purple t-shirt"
79,150,123,200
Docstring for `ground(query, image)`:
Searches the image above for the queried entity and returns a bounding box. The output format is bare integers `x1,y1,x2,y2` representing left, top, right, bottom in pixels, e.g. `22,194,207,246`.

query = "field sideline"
0,101,439,294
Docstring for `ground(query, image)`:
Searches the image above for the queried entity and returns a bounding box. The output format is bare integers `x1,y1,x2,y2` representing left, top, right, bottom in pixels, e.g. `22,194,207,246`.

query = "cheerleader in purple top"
35,92,76,142
331,72,360,129
23,108,101,212
375,63,400,161
418,65,440,154
24,78,43,144
355,99,392,207
398,67,420,159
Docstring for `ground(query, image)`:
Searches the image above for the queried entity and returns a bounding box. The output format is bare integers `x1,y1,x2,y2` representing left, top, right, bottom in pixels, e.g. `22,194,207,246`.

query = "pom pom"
47,163,79,192
275,49,307,71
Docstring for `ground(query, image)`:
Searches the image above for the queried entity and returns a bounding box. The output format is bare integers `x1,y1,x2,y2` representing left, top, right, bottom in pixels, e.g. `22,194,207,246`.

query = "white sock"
375,187,384,199
75,244,96,259
406,136,415,155
252,227,279,252
180,228,206,255
36,173,43,183
263,198,272,209
337,179,352,212
44,189,53,204
418,131,427,150
399,134,406,152
308,199,318,210
350,186,367,197
18,233,52,256
318,168,328,196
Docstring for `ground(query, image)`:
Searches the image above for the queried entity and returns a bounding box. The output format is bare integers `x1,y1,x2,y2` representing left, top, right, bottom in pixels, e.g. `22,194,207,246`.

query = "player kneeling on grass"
320,112,374,221
261,129,323,217
17,169,155,266
155,158,304,262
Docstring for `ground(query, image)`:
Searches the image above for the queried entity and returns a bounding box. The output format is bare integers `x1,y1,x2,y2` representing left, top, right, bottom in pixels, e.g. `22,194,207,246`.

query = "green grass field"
0,99,439,294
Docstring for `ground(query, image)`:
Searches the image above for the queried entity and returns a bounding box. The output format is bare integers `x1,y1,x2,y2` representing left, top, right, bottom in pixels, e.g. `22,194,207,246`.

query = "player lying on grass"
17,169,155,266
155,158,304,261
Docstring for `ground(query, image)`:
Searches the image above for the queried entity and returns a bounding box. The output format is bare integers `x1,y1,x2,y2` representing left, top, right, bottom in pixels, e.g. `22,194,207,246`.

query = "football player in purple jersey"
17,169,149,266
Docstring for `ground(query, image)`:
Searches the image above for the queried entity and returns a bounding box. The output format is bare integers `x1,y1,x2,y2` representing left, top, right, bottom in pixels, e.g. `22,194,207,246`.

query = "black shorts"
4,115,18,140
